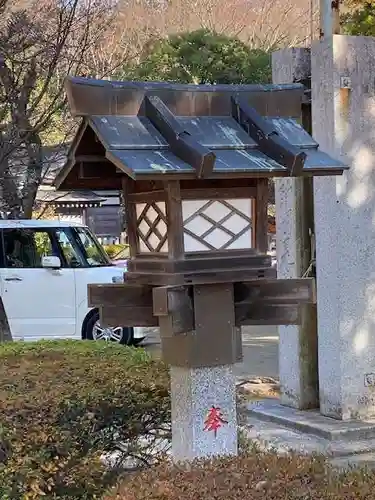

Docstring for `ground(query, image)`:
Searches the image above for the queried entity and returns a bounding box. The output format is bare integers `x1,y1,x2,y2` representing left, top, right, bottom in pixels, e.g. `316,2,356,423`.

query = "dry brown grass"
105,452,375,500
238,379,280,400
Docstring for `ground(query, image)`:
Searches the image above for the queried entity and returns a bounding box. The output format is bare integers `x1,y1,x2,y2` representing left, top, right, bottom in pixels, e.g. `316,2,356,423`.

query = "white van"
0,220,145,345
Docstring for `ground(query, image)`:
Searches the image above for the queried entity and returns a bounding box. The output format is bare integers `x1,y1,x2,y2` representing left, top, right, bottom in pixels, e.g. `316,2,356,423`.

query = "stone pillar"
272,48,319,410
170,365,237,461
159,278,240,461
312,35,375,420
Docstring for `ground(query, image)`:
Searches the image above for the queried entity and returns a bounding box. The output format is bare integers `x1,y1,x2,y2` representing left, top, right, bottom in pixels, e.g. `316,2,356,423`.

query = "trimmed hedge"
4,340,375,500
0,340,169,499
106,453,375,500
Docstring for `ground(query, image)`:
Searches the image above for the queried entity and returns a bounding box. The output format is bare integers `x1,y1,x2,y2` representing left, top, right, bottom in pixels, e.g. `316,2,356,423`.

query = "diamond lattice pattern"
182,199,252,252
136,202,168,252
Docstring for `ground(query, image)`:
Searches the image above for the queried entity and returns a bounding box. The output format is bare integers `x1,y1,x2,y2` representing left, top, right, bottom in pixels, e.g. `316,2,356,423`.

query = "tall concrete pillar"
312,35,375,420
272,48,319,410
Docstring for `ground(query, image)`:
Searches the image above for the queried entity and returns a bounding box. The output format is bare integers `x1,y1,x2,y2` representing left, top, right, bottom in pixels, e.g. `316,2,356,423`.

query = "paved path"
143,325,279,381
234,326,279,380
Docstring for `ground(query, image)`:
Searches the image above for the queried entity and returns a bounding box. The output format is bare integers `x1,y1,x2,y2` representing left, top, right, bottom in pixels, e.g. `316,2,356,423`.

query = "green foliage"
34,231,53,258
0,340,170,499
102,244,129,260
342,1,375,35
133,29,271,85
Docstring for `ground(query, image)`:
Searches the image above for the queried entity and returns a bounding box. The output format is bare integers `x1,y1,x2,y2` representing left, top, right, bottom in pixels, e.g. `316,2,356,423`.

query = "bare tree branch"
0,0,122,218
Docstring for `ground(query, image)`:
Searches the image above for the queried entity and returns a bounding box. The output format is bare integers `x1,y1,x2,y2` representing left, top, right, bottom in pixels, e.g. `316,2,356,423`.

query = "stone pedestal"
312,35,375,420
272,48,319,410
170,365,237,461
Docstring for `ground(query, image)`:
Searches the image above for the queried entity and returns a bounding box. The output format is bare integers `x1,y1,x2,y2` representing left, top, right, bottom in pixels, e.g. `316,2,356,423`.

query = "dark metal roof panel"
108,149,193,175
65,77,304,118
90,116,168,150
269,117,318,148
302,149,347,171
213,149,285,173
108,148,286,176
68,76,304,93
176,116,256,149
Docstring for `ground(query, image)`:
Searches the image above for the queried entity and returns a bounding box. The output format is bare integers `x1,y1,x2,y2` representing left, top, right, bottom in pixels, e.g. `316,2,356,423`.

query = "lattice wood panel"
182,199,252,252
135,199,252,253
136,202,168,252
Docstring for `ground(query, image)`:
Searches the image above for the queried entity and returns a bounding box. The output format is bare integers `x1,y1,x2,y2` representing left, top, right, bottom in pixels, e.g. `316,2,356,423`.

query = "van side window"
3,229,54,268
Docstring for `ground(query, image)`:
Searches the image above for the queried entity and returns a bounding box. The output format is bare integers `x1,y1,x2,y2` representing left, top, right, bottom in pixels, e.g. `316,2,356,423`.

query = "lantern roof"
54,77,346,190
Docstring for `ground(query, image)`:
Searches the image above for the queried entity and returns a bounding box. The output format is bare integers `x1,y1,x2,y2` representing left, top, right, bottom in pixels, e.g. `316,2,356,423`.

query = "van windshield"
72,227,112,267
55,227,112,268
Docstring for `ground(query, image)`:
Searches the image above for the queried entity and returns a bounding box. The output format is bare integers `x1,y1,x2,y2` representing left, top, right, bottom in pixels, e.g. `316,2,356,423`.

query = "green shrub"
102,245,129,259
0,340,170,499
105,452,375,500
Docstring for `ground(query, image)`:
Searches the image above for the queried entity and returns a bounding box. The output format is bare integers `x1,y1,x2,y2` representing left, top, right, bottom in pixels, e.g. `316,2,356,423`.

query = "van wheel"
85,311,134,345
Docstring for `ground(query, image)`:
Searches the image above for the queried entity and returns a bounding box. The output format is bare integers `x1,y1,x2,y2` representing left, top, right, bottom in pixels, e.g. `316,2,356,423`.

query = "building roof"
37,189,105,208
55,78,347,190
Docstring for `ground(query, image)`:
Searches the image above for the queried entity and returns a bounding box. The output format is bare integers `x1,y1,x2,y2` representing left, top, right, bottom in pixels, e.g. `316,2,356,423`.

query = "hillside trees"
341,0,375,35
133,29,272,84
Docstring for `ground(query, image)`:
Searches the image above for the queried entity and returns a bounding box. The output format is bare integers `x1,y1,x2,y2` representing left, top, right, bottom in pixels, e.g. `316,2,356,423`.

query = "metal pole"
320,0,340,39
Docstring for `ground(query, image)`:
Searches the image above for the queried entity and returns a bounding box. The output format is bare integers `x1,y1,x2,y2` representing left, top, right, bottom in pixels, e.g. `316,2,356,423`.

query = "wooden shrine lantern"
55,77,346,369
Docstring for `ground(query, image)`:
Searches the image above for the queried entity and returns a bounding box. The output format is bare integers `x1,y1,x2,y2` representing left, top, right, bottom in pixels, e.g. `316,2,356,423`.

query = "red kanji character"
203,406,228,437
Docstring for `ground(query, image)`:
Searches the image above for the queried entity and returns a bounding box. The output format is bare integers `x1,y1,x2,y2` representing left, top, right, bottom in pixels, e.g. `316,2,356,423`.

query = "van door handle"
4,276,23,282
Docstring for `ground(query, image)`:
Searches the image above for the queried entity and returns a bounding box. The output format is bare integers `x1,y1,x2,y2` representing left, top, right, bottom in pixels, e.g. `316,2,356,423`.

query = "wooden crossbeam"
99,305,156,327
88,278,315,329
98,303,302,328
233,278,316,305
145,95,215,178
88,283,153,308
88,279,315,308
236,304,301,326
88,283,154,327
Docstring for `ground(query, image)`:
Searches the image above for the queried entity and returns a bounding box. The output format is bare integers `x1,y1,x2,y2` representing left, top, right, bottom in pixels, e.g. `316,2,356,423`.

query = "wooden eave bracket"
144,95,215,178
230,96,306,176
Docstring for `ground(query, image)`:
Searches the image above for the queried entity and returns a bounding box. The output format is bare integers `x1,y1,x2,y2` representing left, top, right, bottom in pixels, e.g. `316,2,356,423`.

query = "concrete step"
243,400,375,470
248,399,375,441
244,416,375,459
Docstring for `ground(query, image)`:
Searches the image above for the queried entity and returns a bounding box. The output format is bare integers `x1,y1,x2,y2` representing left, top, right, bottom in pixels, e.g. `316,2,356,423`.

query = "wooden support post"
251,198,256,248
255,179,268,253
160,283,239,368
297,82,318,410
164,180,185,260
122,177,139,257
